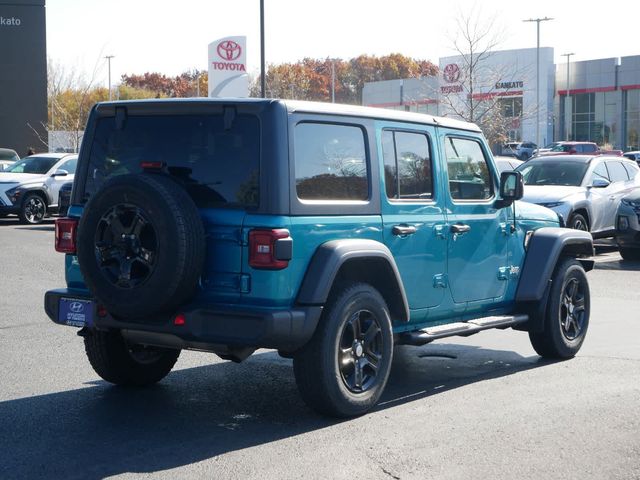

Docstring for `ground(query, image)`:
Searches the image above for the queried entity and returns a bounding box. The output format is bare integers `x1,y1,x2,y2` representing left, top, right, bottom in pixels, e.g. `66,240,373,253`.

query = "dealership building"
363,47,640,151
0,0,47,156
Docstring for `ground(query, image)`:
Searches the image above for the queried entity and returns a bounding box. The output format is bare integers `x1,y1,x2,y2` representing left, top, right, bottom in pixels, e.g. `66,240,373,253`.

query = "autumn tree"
45,58,109,151
251,54,438,104
121,70,208,98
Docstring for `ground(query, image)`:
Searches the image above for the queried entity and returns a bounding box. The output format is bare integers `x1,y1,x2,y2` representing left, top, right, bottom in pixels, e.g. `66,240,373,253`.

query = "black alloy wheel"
559,277,587,341
20,193,47,224
529,258,590,359
94,204,158,289
569,213,588,232
293,282,393,417
338,309,383,393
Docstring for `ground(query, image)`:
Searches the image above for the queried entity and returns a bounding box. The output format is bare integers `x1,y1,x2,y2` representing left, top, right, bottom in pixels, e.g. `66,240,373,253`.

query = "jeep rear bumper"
44,288,322,354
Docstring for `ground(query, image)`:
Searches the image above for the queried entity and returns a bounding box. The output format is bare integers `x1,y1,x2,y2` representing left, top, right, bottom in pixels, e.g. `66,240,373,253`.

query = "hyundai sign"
0,0,47,155
208,36,248,98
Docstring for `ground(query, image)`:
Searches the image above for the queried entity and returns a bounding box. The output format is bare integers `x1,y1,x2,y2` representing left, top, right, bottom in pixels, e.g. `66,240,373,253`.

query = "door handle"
450,224,471,234
392,225,417,236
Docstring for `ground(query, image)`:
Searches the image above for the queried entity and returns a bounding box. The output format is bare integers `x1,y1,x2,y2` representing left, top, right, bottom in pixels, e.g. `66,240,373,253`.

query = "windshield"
0,150,18,161
517,161,589,186
550,144,574,152
4,156,59,174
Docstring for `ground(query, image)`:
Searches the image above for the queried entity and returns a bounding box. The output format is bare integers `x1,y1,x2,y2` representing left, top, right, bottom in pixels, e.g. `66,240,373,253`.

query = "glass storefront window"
571,92,617,146
625,89,640,151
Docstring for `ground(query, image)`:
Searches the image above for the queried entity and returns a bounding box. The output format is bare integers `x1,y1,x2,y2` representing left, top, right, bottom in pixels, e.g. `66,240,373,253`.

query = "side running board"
398,314,528,346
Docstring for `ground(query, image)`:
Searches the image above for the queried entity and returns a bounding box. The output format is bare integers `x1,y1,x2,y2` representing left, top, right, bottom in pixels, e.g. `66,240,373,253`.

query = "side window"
590,162,610,183
444,137,493,200
294,123,369,201
607,161,629,183
583,144,596,153
58,158,78,174
622,161,639,179
382,130,433,200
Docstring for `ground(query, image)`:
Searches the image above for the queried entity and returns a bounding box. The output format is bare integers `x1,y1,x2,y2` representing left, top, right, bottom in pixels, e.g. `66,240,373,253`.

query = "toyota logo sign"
217,40,242,61
443,63,461,83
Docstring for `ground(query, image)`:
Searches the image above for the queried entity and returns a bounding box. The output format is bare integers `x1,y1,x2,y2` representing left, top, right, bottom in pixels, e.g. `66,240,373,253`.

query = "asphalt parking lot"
0,217,638,480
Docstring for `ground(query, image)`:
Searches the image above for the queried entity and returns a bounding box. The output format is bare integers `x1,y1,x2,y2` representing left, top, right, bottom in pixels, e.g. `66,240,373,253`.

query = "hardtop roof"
94,98,482,133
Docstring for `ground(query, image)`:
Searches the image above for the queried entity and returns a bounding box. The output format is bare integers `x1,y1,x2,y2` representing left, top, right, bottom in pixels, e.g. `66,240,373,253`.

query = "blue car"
44,99,594,417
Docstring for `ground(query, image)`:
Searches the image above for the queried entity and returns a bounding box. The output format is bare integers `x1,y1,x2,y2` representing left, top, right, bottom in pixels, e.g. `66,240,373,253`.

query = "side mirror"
497,171,524,207
569,148,577,154
590,178,610,188
51,169,69,177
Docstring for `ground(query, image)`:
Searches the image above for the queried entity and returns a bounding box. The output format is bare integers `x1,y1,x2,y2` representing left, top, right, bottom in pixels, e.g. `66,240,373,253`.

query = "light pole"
523,17,553,147
105,55,115,101
260,0,265,98
331,59,335,103
562,52,575,140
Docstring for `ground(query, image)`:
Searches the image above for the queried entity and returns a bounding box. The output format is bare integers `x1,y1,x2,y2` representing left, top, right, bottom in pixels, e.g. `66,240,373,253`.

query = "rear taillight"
55,218,78,253
248,229,292,270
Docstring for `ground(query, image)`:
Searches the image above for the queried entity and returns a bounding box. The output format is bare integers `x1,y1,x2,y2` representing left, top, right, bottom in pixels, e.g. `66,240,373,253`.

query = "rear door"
379,124,447,311
602,160,636,231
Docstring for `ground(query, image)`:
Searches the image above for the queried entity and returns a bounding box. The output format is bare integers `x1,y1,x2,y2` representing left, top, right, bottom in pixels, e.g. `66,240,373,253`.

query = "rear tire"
293,282,393,417
619,247,640,261
84,329,180,386
529,258,590,359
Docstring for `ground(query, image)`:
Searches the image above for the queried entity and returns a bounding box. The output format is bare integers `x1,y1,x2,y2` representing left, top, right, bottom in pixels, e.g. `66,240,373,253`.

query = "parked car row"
0,153,77,224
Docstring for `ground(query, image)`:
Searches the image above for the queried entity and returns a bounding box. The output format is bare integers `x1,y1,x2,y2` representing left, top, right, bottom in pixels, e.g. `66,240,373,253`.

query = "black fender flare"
296,239,410,321
516,227,594,302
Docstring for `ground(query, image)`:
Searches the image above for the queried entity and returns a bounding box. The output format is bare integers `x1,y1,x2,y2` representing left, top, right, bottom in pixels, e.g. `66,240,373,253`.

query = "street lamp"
562,52,575,140
105,55,115,101
523,17,553,147
260,0,265,98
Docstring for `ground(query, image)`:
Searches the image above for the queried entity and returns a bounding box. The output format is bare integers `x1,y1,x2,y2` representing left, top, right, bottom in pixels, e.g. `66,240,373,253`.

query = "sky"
46,0,640,88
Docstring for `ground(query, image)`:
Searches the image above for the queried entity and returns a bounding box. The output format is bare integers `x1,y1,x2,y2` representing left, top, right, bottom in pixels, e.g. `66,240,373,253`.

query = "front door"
380,125,447,310
442,134,511,304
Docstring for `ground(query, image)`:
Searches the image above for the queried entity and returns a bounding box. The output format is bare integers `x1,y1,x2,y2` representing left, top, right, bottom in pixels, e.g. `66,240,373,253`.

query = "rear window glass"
294,122,369,201
84,114,260,209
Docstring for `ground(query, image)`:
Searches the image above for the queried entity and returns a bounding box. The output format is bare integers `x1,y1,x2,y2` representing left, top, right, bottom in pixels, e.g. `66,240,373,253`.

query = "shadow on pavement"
594,258,640,271
14,225,55,232
0,343,554,479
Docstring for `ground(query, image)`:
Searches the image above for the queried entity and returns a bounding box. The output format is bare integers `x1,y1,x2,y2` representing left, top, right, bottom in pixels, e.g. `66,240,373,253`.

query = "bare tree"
45,55,107,152
439,6,535,148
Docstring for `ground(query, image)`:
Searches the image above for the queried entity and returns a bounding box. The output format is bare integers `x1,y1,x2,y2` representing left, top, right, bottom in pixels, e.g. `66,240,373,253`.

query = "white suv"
0,153,77,224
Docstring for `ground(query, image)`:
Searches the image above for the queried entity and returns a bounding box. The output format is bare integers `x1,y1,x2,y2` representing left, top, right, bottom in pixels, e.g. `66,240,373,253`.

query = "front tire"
84,329,180,386
19,193,47,224
568,213,588,232
293,283,393,417
529,258,590,359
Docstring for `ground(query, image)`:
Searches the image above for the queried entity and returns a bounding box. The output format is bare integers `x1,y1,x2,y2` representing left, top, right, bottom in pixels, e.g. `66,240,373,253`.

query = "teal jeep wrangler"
45,99,593,417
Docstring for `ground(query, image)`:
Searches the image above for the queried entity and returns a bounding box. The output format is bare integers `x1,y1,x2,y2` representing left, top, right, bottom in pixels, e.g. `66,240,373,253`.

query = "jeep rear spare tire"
76,174,205,318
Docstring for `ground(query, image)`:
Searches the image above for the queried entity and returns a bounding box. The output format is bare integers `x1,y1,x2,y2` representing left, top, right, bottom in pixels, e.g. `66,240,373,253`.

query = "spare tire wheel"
76,173,205,318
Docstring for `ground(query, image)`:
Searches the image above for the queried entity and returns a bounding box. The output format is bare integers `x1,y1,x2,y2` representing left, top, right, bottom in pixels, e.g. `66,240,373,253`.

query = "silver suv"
518,155,640,235
0,153,77,224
